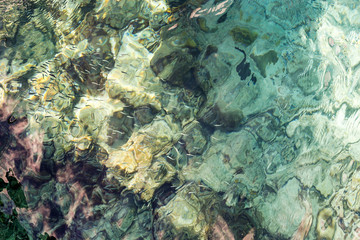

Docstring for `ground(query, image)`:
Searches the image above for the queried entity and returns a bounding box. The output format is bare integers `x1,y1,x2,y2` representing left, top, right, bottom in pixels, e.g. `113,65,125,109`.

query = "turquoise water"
0,0,359,239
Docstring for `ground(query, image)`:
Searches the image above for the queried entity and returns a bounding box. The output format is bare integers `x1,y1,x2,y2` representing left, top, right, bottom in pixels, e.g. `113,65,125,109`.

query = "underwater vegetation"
0,169,54,239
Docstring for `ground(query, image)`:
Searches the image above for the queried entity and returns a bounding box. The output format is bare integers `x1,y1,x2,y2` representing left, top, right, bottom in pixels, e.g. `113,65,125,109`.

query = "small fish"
112,129,124,134
173,146,180,156
7,115,16,124
137,148,146,154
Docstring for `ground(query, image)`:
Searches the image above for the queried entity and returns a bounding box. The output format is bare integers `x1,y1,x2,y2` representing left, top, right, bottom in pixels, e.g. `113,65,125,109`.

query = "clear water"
0,0,359,239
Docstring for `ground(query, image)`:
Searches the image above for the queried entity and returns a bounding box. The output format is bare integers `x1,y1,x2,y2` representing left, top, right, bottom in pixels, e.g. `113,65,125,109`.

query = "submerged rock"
256,178,306,239
250,50,278,78
125,158,176,201
150,29,199,86
316,208,335,240
104,118,180,200
106,30,162,111
155,183,214,239
95,0,143,29
182,121,207,155
229,27,258,46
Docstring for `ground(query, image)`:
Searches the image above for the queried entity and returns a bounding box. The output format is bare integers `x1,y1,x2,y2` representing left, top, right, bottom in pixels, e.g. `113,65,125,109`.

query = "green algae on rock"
229,26,258,46
250,50,278,78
